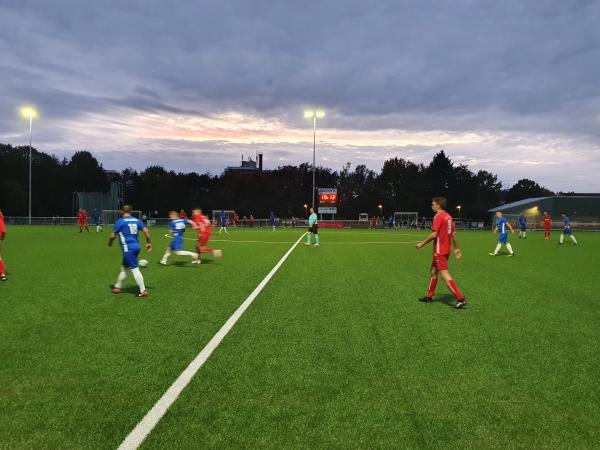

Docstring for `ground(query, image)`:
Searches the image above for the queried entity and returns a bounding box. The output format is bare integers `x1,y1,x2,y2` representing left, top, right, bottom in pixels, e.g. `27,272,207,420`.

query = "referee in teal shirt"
306,207,320,246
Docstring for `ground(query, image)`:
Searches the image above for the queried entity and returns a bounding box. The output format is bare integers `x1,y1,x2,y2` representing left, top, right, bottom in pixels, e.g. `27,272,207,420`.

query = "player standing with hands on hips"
415,197,466,308
108,205,152,297
305,207,320,246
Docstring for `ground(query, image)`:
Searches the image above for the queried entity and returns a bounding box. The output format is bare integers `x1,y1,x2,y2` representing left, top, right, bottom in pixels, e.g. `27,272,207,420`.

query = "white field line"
118,233,306,450
163,234,419,245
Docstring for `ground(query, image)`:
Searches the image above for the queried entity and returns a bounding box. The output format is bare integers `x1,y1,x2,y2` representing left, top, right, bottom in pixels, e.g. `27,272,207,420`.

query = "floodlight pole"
28,114,33,225
312,114,316,210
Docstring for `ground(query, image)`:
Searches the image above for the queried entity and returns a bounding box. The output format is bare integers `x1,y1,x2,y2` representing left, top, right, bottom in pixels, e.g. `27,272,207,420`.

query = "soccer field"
0,226,598,449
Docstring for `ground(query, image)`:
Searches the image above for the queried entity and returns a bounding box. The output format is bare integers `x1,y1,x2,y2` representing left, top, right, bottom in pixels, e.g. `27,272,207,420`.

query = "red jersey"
542,216,552,229
78,211,88,223
0,211,6,234
192,213,212,234
432,210,455,256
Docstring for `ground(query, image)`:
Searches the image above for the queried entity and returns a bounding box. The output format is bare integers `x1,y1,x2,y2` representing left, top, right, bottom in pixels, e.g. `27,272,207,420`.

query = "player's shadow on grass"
172,260,217,267
106,284,155,294
433,294,456,307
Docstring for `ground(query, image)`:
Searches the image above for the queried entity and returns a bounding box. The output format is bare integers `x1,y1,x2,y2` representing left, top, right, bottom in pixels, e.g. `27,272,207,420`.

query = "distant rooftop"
488,194,600,212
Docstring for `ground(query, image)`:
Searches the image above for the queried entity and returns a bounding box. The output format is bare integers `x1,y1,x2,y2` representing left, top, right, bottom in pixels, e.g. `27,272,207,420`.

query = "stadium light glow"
20,107,38,119
20,106,38,225
304,109,326,208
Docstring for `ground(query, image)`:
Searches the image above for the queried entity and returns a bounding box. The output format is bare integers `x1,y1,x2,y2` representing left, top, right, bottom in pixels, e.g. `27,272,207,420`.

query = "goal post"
211,210,236,226
393,211,419,229
102,209,142,225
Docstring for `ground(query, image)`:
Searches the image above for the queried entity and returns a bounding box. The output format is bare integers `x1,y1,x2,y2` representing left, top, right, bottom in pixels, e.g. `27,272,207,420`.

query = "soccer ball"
138,259,149,268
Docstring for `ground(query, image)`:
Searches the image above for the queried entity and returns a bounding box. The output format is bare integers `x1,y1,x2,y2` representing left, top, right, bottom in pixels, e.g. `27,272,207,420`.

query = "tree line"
0,143,555,219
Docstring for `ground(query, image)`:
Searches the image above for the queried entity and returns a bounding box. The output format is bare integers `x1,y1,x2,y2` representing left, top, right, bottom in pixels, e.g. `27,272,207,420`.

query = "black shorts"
308,224,318,234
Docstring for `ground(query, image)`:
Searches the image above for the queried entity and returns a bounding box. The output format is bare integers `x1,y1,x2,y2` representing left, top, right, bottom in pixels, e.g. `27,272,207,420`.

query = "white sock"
494,243,501,254
115,268,127,288
506,243,514,254
161,250,171,263
523,232,526,238
571,235,577,244
175,250,198,260
131,267,146,292
560,234,564,244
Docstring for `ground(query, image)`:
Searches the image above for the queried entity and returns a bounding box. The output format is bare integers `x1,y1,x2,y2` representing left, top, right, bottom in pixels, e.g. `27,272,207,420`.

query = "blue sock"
306,234,311,244
316,235,320,244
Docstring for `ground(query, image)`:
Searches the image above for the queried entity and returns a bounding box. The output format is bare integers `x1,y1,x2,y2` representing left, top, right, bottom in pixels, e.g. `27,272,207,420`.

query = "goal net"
393,211,419,229
211,210,236,226
102,209,142,225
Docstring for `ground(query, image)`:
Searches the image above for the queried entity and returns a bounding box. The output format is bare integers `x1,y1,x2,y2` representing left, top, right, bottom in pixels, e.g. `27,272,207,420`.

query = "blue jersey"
92,212,101,225
518,215,526,226
113,216,145,252
220,213,227,225
170,218,188,237
497,217,509,234
563,216,572,234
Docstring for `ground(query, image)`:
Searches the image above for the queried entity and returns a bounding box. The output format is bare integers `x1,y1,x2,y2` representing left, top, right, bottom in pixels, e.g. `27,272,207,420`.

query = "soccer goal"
102,209,142,225
211,210,236,226
394,211,419,229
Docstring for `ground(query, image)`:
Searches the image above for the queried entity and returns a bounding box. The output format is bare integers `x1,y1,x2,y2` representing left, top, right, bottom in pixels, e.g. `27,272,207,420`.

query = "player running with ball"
159,211,200,265
108,205,152,297
489,211,515,257
416,197,466,309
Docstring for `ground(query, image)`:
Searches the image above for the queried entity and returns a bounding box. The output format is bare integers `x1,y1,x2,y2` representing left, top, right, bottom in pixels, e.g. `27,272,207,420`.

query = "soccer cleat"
158,261,167,266
314,243,320,246
454,299,467,309
304,242,311,246
507,253,514,257
488,252,497,256
137,290,148,297
112,287,121,294
192,259,202,265
418,296,433,303
1,274,7,281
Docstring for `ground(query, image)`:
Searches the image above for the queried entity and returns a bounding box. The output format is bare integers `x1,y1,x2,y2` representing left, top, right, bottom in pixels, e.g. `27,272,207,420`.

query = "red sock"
200,247,214,253
0,259,5,275
427,277,437,298
446,279,464,301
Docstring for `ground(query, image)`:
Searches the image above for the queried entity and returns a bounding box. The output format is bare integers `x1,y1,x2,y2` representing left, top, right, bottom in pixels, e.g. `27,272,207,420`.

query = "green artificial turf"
0,226,598,449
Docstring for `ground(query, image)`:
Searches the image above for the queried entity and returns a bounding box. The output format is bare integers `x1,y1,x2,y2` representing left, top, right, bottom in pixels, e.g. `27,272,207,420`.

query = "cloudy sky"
1,0,599,191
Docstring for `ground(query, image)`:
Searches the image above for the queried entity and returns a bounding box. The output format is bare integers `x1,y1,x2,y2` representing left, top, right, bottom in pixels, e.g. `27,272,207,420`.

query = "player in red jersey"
0,209,7,281
77,209,89,233
541,211,552,240
179,209,188,219
415,197,466,309
191,208,222,264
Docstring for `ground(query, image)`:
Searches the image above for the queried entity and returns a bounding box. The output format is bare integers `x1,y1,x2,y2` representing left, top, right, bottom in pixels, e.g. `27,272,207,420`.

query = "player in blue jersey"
218,210,229,234
305,207,320,246
159,211,200,265
108,205,152,297
559,212,578,245
489,211,515,257
518,213,527,239
92,209,103,233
